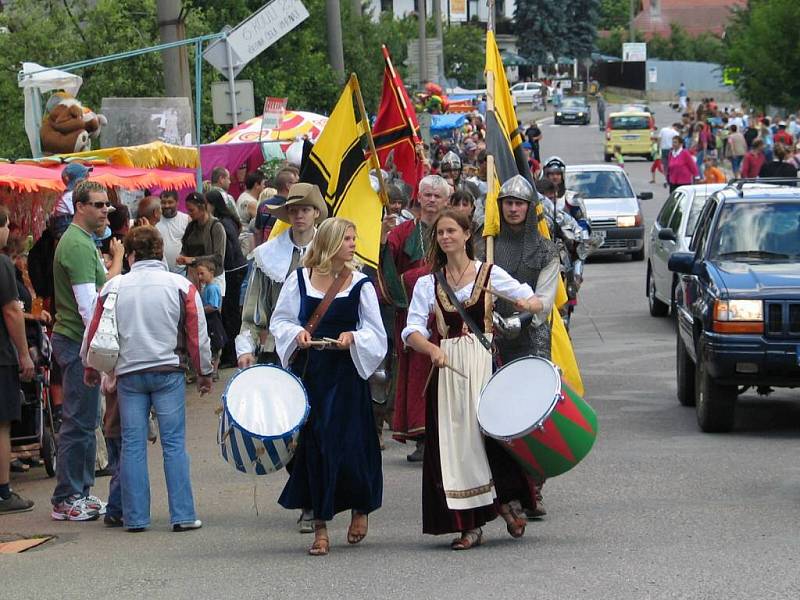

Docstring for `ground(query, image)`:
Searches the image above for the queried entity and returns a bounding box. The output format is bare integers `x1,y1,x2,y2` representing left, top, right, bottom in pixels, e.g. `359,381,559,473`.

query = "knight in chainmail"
490,175,560,362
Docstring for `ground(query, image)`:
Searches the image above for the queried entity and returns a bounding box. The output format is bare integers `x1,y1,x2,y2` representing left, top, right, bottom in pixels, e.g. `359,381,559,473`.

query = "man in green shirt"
51,180,111,521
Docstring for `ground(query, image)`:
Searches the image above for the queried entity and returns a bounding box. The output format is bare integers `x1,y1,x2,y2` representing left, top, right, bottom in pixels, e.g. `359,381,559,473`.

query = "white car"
511,81,544,107
646,183,726,316
565,165,653,260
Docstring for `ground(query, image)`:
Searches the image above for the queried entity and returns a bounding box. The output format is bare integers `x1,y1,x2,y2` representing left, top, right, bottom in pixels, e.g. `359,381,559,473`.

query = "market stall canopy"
215,110,328,146
500,51,532,67
0,162,196,193
430,113,468,134
56,141,199,169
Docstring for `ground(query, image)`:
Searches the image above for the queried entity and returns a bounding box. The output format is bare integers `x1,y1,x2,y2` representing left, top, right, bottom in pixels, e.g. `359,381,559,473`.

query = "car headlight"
712,299,764,334
617,215,637,227
556,112,562,116
578,112,584,117
714,300,763,322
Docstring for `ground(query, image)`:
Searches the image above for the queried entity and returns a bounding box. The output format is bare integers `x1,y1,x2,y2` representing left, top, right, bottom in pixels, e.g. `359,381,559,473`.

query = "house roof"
633,0,746,38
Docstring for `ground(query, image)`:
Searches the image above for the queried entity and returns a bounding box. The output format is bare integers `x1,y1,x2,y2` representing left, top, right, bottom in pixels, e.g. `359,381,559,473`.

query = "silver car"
565,165,653,260
646,183,726,316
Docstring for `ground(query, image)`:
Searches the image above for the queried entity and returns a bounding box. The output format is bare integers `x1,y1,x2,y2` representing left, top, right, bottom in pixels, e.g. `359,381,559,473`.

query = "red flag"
372,45,423,197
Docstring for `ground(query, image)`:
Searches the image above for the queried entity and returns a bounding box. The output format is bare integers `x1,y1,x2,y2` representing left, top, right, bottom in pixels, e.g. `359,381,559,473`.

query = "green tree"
565,0,601,59
443,23,485,87
724,0,800,109
514,0,567,65
598,0,630,30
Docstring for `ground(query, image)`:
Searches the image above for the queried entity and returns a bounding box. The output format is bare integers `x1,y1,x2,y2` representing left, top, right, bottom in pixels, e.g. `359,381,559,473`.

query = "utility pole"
629,0,636,42
326,0,346,82
156,0,192,104
432,0,445,85
418,0,428,87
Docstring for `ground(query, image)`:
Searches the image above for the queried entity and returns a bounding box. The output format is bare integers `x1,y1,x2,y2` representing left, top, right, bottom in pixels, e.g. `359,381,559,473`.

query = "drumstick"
477,285,519,305
423,355,467,393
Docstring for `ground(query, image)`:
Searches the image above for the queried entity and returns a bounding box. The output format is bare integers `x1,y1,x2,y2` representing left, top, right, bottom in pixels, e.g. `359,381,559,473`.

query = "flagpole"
485,0,496,264
352,72,390,207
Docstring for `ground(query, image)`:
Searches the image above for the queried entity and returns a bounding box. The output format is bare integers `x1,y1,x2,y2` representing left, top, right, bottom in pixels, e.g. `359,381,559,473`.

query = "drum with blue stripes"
218,364,309,475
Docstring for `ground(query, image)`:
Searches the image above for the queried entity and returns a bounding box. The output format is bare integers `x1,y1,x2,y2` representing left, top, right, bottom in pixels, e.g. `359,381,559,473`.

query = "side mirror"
658,228,677,242
638,192,654,200
668,252,695,274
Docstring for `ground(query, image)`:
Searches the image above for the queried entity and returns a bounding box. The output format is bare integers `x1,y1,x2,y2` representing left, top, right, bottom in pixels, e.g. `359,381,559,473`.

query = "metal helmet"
543,156,566,175
497,175,534,203
440,151,462,174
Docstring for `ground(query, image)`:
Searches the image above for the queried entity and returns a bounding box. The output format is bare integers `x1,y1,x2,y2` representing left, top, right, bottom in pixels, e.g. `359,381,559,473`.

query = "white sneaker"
83,495,107,516
173,519,202,532
51,496,100,521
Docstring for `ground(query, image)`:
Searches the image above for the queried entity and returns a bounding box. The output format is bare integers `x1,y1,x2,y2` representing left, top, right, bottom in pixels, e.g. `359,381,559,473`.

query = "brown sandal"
499,502,527,539
309,522,329,556
347,511,368,544
451,528,483,550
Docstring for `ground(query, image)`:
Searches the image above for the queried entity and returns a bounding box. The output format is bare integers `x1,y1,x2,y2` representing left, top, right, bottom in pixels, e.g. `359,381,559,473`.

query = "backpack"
86,279,121,373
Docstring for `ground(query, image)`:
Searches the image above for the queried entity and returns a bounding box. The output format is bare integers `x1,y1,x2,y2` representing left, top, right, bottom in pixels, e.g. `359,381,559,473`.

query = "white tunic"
402,261,534,343
270,269,387,380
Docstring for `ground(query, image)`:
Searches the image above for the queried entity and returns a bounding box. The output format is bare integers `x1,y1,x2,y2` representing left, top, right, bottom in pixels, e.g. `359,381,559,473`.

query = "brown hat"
266,182,328,224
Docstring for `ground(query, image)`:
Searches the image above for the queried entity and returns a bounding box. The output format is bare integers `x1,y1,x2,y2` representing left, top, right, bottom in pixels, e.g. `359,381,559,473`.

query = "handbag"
87,282,121,373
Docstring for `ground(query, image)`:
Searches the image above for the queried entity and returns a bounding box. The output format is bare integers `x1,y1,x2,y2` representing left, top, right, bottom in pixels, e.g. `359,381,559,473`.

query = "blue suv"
668,183,800,432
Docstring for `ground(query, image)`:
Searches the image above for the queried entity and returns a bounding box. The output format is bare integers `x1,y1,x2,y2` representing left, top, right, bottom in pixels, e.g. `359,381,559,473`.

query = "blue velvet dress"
278,271,383,520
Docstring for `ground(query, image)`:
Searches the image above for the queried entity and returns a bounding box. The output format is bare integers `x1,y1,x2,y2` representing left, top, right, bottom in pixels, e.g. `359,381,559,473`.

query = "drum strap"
303,268,352,336
434,270,494,354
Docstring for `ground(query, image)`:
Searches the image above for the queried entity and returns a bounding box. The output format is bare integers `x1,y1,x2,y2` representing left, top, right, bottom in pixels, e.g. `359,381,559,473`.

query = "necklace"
446,259,472,288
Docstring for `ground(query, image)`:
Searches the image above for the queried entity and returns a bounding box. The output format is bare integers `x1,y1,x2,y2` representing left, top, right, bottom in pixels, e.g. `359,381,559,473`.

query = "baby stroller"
11,322,57,477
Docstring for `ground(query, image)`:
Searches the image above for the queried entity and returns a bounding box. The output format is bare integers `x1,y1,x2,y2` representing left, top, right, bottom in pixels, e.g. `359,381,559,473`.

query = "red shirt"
774,130,793,147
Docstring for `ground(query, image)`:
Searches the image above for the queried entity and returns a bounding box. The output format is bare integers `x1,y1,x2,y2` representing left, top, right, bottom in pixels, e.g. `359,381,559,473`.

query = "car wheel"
647,266,670,317
695,355,736,432
631,247,645,261
676,335,695,406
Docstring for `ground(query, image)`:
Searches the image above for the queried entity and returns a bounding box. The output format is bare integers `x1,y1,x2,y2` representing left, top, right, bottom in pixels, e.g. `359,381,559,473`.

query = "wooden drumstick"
423,355,467,394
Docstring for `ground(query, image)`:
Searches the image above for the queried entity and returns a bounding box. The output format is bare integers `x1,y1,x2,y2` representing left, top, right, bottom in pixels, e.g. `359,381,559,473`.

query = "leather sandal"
499,502,527,539
309,521,329,556
347,510,368,544
451,528,483,551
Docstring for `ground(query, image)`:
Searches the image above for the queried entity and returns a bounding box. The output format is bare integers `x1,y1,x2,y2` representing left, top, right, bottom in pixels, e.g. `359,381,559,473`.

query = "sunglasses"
85,201,111,209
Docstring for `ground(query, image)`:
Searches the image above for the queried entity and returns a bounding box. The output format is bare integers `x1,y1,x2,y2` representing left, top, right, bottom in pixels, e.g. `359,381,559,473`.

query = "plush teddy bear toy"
39,92,107,155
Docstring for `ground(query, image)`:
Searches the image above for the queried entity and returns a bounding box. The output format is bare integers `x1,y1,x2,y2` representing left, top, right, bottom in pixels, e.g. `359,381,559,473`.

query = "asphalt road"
5,102,800,599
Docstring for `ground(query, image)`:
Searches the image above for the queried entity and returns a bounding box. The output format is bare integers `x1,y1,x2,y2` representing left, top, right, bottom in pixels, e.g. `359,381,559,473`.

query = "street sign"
203,0,310,79
622,43,647,62
211,80,255,125
260,97,288,138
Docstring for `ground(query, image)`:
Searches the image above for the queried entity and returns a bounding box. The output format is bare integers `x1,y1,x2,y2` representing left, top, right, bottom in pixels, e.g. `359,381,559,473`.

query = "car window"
685,193,711,235
689,198,718,255
668,198,684,231
609,116,650,130
709,201,800,260
657,192,681,227
565,171,634,198
562,97,586,108
511,83,524,92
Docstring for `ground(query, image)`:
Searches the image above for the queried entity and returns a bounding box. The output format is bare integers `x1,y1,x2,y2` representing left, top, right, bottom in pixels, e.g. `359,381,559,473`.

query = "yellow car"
604,111,657,162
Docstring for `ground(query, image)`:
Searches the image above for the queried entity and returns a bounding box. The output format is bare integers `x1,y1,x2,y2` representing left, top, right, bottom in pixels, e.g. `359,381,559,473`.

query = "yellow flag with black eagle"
484,31,584,396
269,74,384,269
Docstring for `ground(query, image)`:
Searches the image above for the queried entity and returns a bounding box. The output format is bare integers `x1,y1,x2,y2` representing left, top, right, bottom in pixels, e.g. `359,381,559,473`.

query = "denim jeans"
51,333,101,505
117,371,196,528
106,437,122,519
661,149,671,184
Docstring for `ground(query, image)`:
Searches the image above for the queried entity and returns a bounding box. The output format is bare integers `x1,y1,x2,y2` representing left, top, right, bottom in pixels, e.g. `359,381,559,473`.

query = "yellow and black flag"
483,31,584,396
270,74,384,269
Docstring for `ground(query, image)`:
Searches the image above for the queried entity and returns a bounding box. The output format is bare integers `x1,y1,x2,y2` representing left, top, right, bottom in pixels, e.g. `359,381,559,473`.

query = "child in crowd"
649,157,664,184
703,156,727,184
613,145,625,170
196,259,226,380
